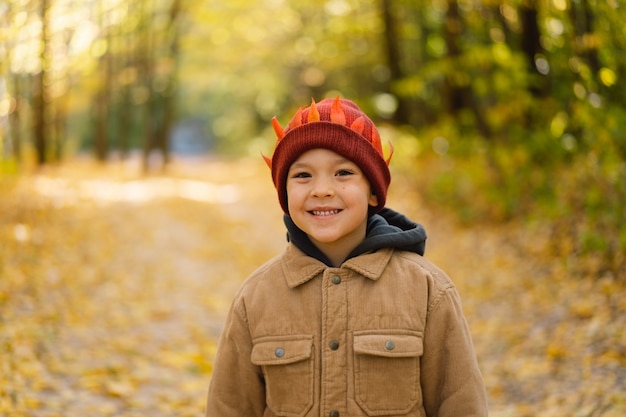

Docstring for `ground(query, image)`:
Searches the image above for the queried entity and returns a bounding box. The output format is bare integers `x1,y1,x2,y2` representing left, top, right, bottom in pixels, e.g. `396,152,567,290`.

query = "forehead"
290,148,355,167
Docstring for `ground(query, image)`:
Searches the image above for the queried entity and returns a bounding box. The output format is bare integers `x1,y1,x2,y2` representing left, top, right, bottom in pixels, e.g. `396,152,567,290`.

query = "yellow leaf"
105,380,136,398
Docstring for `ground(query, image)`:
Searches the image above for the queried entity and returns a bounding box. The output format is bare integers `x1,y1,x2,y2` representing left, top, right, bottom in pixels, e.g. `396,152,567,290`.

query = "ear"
368,192,378,208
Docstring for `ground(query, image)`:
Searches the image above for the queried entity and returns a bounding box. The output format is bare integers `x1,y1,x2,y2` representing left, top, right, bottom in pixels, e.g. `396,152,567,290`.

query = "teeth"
312,210,339,216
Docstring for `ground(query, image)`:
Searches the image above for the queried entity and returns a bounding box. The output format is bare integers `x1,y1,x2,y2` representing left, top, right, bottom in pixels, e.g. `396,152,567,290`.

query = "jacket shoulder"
389,250,457,311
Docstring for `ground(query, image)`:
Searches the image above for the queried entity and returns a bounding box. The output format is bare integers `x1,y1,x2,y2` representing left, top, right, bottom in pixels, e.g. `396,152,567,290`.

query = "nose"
311,176,334,198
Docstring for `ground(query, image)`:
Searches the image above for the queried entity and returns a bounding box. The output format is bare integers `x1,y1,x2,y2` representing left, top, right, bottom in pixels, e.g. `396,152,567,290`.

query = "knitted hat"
264,96,393,215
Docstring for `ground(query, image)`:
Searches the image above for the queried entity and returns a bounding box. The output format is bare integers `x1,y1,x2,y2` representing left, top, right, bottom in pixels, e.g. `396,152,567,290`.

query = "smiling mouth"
310,210,340,216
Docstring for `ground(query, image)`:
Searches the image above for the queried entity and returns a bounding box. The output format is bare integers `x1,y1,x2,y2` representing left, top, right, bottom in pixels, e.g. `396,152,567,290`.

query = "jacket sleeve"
420,283,489,417
206,297,266,416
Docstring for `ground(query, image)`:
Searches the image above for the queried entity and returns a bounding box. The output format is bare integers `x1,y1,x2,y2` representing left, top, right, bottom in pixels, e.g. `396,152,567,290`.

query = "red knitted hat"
264,97,393,215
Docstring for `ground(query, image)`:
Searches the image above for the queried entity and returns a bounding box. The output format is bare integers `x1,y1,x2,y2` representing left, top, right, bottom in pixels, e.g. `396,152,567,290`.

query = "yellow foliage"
1,157,625,416
569,299,595,319
104,380,136,398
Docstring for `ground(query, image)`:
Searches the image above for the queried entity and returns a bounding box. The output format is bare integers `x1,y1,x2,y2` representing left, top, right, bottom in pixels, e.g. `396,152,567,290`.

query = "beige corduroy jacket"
206,243,488,417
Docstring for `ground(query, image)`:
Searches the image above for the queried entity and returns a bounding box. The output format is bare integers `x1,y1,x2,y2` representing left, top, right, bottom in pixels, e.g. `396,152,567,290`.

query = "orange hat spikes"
262,153,272,169
371,124,382,156
385,141,394,165
330,96,346,125
271,117,285,141
350,116,366,136
307,98,320,122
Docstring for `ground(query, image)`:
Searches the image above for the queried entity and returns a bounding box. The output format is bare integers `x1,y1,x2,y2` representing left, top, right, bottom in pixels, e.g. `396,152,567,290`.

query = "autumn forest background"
1,0,625,416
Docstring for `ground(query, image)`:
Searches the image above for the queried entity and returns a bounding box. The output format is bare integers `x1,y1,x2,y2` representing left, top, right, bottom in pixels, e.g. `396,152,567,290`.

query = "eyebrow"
288,162,310,171
290,156,352,170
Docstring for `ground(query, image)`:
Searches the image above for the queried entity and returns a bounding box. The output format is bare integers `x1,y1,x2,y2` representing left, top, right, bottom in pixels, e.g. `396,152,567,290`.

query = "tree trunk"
569,0,601,74
443,0,491,140
443,0,464,113
520,0,548,97
379,0,412,125
118,85,133,159
9,75,22,162
33,0,50,166
117,23,134,159
94,0,114,162
94,87,109,162
53,95,67,162
2,2,22,163
142,87,156,173
141,43,156,171
157,0,183,167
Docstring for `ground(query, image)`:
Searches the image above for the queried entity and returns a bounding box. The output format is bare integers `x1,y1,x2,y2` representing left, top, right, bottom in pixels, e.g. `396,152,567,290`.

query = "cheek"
285,184,303,206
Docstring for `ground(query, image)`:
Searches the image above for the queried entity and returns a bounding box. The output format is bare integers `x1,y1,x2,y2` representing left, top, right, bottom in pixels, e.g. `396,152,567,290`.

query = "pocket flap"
251,335,313,366
353,331,423,358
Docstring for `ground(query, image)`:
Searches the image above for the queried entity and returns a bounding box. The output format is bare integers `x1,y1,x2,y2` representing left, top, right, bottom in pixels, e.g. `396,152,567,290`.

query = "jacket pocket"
251,334,314,417
353,330,423,416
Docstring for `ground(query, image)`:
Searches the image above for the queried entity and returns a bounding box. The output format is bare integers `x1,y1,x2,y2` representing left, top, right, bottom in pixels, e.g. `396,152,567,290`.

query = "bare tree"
32,0,51,165
443,0,491,139
2,3,23,162
155,0,183,167
569,0,601,74
379,0,411,124
520,0,549,97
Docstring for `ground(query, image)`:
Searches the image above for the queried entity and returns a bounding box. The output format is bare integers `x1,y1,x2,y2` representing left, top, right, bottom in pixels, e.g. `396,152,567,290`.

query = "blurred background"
1,0,625,415
1,0,624,260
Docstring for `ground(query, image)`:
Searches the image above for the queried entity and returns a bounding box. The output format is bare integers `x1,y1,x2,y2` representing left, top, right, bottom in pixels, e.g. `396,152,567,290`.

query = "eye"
291,171,311,179
336,169,354,176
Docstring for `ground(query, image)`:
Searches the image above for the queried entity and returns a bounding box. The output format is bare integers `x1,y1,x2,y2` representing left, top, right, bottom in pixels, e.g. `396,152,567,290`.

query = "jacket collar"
283,207,426,267
280,243,393,288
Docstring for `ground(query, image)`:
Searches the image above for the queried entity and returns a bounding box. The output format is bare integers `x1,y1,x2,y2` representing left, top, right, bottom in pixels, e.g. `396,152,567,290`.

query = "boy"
206,97,488,416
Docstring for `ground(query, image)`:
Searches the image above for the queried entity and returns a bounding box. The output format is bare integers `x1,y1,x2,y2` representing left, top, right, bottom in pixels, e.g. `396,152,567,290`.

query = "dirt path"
1,157,624,416
1,157,285,416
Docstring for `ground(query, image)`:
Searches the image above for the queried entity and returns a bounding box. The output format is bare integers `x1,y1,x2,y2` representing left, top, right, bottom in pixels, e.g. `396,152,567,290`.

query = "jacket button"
329,411,339,417
275,348,285,358
331,275,341,285
329,340,340,350
385,340,395,351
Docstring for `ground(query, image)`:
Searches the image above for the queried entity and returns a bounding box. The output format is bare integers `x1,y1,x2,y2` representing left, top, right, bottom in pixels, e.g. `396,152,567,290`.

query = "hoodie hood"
284,207,427,266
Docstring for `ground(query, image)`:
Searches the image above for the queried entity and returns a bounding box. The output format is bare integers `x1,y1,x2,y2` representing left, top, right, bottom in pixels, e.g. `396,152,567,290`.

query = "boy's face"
286,148,378,257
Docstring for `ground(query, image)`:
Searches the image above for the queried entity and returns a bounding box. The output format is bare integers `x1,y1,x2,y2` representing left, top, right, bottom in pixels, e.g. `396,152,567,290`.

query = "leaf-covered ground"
1,157,625,417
